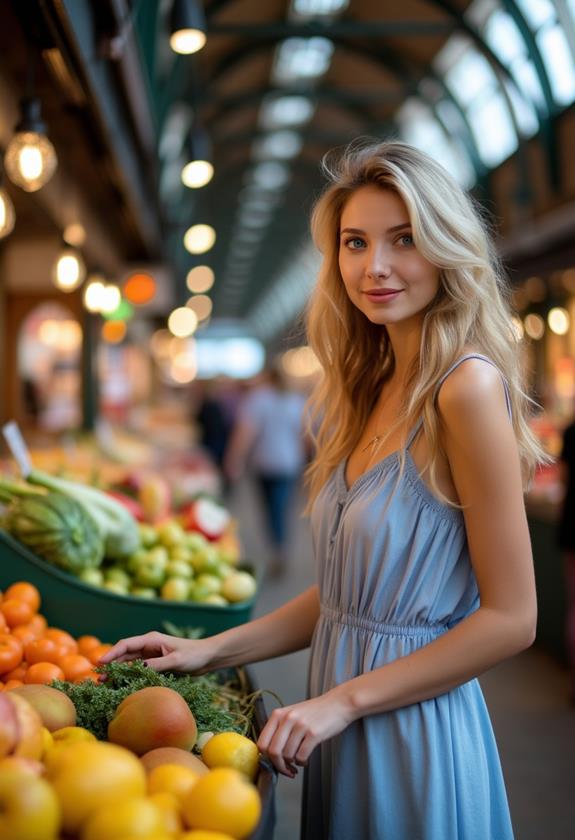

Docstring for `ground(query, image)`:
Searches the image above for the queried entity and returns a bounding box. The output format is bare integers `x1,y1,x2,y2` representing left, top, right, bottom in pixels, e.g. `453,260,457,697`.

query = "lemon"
180,832,236,840
201,732,259,781
181,767,261,839
147,791,183,834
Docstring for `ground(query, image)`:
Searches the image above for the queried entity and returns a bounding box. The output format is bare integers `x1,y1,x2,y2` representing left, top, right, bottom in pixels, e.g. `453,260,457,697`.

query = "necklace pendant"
362,435,382,453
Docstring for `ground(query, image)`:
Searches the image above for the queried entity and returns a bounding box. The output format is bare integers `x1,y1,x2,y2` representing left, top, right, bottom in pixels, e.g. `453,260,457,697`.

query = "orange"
28,614,47,636
12,624,38,647
25,662,65,685
147,763,200,803
43,629,77,655
73,670,101,685
0,613,8,634
0,634,24,674
4,662,28,682
87,643,112,665
4,582,41,613
57,654,93,683
1,599,34,628
51,726,97,745
24,638,60,666
81,796,165,840
77,635,101,656
147,790,183,834
4,679,24,690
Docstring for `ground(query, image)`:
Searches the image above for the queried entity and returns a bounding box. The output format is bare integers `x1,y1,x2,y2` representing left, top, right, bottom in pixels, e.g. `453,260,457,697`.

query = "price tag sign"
2,421,32,477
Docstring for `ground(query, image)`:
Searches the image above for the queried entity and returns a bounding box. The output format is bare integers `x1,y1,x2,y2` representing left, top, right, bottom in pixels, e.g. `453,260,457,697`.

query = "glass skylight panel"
515,0,555,29
504,81,539,136
272,37,334,84
252,130,303,160
444,51,495,107
291,0,349,16
397,99,475,187
250,161,291,190
259,96,315,130
485,10,525,64
467,93,517,166
537,24,575,104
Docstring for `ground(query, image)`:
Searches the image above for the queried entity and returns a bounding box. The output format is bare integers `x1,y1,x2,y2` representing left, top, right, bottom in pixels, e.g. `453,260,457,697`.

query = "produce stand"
0,530,256,639
245,665,278,840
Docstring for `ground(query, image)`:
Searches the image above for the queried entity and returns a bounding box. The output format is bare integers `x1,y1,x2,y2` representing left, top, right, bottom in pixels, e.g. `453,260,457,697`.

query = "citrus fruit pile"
0,582,110,690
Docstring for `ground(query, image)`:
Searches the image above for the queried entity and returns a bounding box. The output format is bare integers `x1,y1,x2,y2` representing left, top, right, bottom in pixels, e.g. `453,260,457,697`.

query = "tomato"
77,635,101,656
3,582,41,613
0,599,34,628
58,654,93,683
0,634,24,674
87,643,112,665
4,679,23,690
73,671,101,685
0,614,8,634
43,629,77,655
24,638,60,666
25,662,65,684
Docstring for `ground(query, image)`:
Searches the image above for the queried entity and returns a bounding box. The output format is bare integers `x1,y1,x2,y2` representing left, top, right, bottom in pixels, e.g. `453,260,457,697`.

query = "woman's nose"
366,247,391,279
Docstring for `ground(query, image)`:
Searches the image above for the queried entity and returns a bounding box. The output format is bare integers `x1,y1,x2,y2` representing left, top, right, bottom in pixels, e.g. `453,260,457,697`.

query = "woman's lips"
363,289,403,303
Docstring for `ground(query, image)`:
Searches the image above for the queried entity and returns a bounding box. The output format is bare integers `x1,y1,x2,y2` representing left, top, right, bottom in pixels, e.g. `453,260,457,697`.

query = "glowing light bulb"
0,188,15,240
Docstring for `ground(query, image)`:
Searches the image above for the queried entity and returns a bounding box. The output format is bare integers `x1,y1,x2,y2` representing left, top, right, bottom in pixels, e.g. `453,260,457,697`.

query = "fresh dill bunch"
52,660,252,744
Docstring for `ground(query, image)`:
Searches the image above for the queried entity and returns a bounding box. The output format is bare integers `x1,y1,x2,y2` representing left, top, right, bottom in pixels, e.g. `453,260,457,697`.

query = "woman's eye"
398,234,414,246
345,237,365,250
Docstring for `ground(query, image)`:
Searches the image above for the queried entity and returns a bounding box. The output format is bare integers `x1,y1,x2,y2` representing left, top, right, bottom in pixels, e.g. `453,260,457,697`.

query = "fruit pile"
0,581,108,689
0,581,264,839
79,517,258,607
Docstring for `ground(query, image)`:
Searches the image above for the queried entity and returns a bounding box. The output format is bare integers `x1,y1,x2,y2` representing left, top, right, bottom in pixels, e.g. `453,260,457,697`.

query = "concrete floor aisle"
230,478,575,839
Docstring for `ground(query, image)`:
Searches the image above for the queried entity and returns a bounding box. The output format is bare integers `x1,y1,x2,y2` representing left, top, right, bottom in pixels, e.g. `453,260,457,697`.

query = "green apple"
221,571,257,603
214,563,233,580
78,568,104,587
201,594,228,606
185,532,208,552
190,546,221,575
165,560,193,579
130,587,156,599
161,577,190,601
169,545,192,564
127,549,150,574
103,580,129,596
194,574,221,595
138,523,159,548
147,546,169,566
134,561,165,589
157,520,186,548
104,567,132,589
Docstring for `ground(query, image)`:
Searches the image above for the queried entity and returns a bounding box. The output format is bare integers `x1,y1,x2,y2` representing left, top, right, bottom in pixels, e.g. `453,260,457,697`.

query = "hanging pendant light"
0,166,15,240
4,98,58,192
181,127,213,188
52,244,86,292
169,0,207,55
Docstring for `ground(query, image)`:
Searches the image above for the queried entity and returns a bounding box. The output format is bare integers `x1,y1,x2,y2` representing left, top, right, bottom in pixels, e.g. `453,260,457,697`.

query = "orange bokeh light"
123,272,156,305
101,320,127,344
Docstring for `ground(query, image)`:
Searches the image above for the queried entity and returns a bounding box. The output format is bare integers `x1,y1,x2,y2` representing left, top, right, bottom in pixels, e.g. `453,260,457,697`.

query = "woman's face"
338,185,440,328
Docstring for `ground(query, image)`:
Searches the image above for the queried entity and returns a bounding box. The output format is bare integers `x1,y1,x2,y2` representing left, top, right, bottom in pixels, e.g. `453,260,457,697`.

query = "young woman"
101,141,543,839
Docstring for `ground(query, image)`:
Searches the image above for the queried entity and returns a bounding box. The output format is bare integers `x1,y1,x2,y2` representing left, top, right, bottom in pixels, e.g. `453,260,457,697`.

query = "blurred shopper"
195,379,233,473
558,417,575,701
224,368,307,575
102,142,544,839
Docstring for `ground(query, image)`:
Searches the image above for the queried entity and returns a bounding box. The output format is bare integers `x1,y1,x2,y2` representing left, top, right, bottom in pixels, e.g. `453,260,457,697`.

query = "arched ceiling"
1,0,575,346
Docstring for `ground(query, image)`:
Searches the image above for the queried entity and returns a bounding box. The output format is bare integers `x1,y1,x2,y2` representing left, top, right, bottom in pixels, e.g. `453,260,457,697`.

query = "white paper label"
2,421,32,477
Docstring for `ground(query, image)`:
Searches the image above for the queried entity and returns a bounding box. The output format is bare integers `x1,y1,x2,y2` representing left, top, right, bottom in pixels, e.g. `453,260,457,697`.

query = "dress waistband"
320,604,450,637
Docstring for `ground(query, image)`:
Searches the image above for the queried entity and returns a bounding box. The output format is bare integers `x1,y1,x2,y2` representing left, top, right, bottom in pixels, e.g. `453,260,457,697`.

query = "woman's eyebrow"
340,222,411,235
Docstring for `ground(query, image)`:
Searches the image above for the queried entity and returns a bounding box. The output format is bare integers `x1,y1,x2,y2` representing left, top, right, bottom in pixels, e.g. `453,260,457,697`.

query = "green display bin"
0,530,257,641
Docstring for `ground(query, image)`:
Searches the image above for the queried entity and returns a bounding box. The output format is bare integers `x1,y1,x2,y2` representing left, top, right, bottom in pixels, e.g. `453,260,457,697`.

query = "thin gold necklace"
361,434,385,453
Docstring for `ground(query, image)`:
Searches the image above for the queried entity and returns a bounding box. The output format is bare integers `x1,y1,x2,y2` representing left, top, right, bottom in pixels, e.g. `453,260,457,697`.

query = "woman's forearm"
336,605,535,719
207,585,320,669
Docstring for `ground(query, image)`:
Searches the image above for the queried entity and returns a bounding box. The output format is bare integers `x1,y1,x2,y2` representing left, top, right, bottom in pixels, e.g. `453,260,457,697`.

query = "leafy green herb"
52,660,256,745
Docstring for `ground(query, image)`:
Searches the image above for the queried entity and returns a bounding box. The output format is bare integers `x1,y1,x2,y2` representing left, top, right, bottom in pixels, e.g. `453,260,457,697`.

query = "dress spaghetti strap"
406,353,512,451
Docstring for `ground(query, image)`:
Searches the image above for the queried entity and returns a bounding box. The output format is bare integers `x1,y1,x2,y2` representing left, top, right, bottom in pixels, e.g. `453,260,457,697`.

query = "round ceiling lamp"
186,265,214,293
0,178,15,240
4,98,58,192
169,0,207,55
184,224,216,254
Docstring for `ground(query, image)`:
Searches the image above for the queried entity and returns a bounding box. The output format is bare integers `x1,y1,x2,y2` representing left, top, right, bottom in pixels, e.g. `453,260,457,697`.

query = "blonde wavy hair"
305,139,547,507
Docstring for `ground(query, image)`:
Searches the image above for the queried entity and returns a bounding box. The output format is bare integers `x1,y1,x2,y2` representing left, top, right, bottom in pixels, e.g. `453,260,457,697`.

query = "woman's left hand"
257,690,354,777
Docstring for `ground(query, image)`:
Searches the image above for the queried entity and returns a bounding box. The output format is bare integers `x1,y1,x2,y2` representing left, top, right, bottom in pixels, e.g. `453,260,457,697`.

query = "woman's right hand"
98,631,216,674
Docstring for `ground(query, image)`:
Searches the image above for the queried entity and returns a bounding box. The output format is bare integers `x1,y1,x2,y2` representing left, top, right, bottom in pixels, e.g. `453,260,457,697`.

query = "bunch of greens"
52,660,256,744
